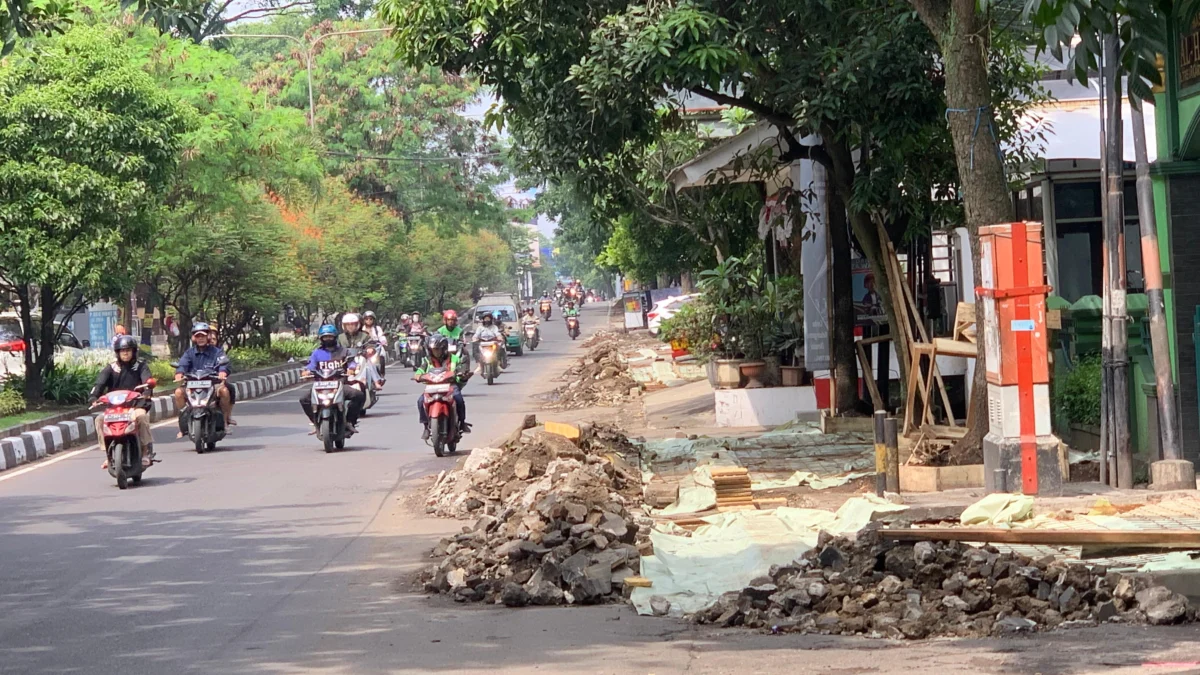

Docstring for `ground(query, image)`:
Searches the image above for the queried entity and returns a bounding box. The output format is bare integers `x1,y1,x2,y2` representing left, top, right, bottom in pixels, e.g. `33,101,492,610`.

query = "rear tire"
321,419,335,453
131,475,142,484
113,444,127,490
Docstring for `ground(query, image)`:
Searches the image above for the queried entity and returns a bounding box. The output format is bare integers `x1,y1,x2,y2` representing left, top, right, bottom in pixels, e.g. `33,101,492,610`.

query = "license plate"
425,383,451,394
448,344,459,353
104,413,133,422
187,381,210,390
314,381,339,391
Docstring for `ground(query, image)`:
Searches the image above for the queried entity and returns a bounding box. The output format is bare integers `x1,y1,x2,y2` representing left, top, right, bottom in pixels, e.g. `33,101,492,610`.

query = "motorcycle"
566,316,580,340
347,346,378,413
539,299,553,320
179,358,229,453
418,366,461,457
522,322,540,351
406,332,426,370
477,337,502,385
365,339,385,384
93,380,155,489
394,331,409,364
306,360,351,453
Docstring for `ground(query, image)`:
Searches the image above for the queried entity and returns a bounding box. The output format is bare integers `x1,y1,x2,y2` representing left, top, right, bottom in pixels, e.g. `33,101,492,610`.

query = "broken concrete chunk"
1136,586,1189,625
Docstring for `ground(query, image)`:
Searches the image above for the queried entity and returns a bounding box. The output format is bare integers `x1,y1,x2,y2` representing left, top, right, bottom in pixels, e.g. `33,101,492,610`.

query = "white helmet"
341,312,361,326
401,313,411,321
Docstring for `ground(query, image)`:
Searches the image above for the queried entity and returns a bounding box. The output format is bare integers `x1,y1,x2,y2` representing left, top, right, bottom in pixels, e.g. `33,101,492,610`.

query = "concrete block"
1151,459,1198,491
715,387,818,428
41,425,63,452
57,420,79,443
75,416,96,439
544,421,581,443
983,433,1064,495
20,431,46,459
899,464,985,493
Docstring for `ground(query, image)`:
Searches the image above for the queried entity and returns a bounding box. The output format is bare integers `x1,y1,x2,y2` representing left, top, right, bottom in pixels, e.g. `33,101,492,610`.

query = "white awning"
667,122,790,190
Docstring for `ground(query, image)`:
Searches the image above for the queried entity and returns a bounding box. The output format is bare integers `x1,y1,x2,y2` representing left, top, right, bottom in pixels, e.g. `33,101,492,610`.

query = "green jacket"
415,354,462,379
563,307,579,317
436,325,464,341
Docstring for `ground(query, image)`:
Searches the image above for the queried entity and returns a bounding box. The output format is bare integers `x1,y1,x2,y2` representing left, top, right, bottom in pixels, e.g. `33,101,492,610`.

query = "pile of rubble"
692,528,1194,638
422,421,648,606
544,333,638,410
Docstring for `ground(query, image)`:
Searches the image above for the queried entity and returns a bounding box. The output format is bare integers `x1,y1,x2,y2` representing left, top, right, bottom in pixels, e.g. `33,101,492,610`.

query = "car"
467,293,525,355
0,312,91,378
648,293,701,336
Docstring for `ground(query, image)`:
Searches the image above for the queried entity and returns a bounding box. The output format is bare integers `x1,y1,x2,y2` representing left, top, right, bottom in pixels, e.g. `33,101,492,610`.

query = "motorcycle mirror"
217,355,231,366
146,378,157,388
169,362,180,368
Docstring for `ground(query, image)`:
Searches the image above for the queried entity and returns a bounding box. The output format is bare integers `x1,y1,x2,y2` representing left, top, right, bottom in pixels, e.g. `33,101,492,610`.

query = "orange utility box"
977,222,1062,495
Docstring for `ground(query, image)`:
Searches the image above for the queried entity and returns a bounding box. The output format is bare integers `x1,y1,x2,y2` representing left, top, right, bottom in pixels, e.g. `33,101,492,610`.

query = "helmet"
191,322,211,336
341,312,360,326
113,334,138,355
443,309,458,322
363,310,376,320
480,311,494,325
426,333,449,354
318,324,338,338
401,313,410,321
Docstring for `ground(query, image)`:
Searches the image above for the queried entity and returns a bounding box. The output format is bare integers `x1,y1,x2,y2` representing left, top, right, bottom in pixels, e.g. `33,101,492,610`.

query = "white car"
0,313,90,379
648,293,701,336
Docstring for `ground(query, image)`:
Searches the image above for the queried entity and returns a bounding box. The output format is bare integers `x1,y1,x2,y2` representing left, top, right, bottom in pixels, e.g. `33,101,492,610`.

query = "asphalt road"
4,302,1200,675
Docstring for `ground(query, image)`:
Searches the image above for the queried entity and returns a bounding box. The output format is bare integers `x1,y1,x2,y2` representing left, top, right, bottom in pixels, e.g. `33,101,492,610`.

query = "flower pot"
781,365,804,387
706,360,719,387
714,358,745,389
739,360,767,389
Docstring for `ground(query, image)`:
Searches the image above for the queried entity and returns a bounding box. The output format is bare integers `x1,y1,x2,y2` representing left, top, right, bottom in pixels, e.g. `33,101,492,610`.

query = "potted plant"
769,320,805,386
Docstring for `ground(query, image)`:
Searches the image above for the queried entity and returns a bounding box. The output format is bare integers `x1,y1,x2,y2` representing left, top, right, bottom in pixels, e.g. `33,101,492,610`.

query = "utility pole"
1101,31,1132,488
208,29,392,129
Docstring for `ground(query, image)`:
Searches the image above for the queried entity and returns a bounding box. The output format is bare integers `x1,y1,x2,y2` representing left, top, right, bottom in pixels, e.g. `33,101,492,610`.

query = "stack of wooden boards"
711,466,754,511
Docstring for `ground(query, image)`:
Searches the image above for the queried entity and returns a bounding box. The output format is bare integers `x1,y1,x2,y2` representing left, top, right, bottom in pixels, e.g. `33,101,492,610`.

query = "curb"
0,367,302,473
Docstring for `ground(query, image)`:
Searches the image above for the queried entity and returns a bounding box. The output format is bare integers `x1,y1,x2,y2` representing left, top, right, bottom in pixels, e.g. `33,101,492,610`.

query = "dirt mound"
692,529,1194,638
422,423,649,607
543,337,638,410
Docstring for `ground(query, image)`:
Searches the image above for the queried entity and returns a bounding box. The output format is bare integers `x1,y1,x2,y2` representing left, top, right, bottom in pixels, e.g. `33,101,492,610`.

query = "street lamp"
207,28,392,129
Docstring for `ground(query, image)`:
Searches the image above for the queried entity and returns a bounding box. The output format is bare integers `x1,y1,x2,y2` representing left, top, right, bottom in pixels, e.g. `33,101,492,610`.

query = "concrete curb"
0,366,302,474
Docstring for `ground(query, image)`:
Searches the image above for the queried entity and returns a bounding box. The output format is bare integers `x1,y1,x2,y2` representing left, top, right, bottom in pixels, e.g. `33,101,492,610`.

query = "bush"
228,346,273,370
659,301,718,363
4,363,99,405
270,337,317,360
148,359,176,383
0,388,26,417
1056,355,1101,426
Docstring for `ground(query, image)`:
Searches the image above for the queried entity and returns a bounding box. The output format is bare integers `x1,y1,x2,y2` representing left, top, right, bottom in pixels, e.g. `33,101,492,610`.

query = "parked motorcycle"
306,360,351,453
179,357,229,453
418,366,462,457
539,299,553,320
523,322,540,351
93,380,155,489
566,316,580,340
477,337,502,385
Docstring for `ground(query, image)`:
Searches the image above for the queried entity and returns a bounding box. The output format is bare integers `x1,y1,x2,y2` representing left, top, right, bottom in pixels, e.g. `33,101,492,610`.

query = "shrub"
270,337,317,360
228,346,273,370
1056,355,1101,427
0,388,26,417
5,363,99,405
659,301,718,363
148,359,176,383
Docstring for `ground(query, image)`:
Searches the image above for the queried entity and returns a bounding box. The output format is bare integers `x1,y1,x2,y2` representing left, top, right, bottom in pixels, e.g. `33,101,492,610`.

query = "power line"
321,150,503,163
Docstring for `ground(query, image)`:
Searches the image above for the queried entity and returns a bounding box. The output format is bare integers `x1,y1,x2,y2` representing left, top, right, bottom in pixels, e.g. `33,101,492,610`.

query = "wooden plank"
879,527,1200,548
922,424,969,439
857,341,886,410
623,577,653,588
709,467,749,476
754,497,790,509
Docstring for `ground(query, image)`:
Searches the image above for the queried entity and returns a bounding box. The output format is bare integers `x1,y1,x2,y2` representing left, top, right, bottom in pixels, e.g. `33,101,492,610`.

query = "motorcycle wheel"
192,419,205,454
487,371,495,385
515,342,524,357
431,419,445,457
321,419,335,453
132,474,142,484
113,443,127,490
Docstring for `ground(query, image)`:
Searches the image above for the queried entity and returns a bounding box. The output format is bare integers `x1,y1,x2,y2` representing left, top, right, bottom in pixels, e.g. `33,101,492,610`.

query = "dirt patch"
542,333,642,410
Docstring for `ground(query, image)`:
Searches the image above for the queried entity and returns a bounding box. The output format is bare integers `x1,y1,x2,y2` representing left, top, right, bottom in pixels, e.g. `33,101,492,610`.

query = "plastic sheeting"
960,493,1034,527
751,470,874,491
632,495,907,616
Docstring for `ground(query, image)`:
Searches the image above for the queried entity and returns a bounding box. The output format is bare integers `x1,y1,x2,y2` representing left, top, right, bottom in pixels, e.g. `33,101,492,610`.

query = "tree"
0,0,72,55
0,26,191,400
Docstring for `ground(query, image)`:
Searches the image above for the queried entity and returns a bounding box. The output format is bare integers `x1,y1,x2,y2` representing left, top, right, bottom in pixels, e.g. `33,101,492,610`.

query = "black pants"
299,384,366,425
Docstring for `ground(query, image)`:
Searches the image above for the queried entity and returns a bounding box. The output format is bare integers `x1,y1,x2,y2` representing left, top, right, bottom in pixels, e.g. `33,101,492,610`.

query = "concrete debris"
422,423,648,607
543,334,640,410
691,530,1195,638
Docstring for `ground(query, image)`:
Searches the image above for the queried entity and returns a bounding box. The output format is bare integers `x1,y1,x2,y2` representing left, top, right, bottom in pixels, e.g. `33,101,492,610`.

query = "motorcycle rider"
362,310,388,378
173,322,233,436
399,313,412,333
473,311,508,370
208,326,237,417
413,333,468,439
90,334,155,469
300,325,366,435
521,307,541,343
436,309,464,342
563,301,580,319
337,312,383,390
409,312,426,335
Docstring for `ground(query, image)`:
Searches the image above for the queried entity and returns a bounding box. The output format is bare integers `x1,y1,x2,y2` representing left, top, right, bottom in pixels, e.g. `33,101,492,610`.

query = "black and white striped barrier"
0,367,302,472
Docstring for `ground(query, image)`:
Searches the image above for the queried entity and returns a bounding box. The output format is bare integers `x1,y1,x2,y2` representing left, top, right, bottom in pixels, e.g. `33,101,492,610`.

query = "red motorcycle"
418,367,462,457
92,380,155,489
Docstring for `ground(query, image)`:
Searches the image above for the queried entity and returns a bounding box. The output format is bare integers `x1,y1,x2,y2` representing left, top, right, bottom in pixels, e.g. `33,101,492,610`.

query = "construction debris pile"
543,333,639,410
692,528,1194,638
423,422,647,606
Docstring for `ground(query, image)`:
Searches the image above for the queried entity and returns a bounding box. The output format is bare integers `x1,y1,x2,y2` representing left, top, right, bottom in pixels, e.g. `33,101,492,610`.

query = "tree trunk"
913,0,1015,449
828,185,859,414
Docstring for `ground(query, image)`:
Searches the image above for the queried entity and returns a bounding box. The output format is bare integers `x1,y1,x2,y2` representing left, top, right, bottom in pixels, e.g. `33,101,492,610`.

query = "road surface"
2,303,1200,674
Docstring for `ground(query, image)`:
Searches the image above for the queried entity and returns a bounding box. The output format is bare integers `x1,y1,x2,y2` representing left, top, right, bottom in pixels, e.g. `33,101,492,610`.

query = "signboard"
622,292,646,330
1181,14,1200,89
801,162,831,370
89,309,118,348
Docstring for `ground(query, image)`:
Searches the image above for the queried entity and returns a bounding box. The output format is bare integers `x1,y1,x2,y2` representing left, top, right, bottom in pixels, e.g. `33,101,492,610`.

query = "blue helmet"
318,324,338,338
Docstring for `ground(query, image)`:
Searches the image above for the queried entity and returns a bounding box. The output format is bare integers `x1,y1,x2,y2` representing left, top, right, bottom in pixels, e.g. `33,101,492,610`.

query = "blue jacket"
305,345,348,373
176,345,229,376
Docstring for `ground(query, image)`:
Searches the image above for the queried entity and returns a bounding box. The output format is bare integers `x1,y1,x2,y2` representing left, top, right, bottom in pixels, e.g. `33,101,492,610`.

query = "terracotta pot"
781,365,804,387
714,358,745,389
739,360,767,388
